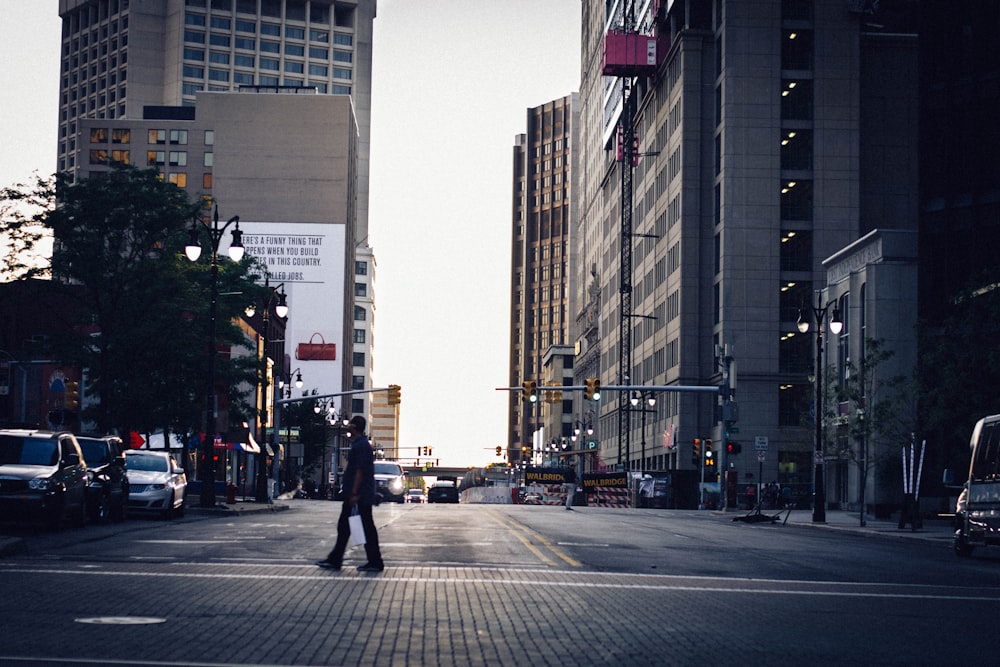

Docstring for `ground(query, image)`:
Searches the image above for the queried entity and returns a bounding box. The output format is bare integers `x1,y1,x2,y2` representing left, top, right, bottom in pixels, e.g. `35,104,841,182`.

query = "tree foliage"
2,165,265,438
918,270,1000,474
824,338,916,517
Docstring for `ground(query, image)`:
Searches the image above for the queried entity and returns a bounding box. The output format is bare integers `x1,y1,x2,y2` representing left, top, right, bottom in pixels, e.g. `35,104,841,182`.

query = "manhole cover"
75,616,167,625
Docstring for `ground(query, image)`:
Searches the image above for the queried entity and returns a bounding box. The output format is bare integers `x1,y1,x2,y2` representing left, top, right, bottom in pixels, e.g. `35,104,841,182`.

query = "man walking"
316,415,384,572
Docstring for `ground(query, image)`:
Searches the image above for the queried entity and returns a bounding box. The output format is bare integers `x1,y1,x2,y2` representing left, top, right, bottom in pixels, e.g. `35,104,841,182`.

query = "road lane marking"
485,509,583,567
2,565,1000,602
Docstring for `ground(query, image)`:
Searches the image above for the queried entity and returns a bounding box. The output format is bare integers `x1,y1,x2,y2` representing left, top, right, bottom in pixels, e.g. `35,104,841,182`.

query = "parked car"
373,461,406,503
0,429,89,529
406,488,425,503
76,435,129,523
125,450,186,518
427,481,459,504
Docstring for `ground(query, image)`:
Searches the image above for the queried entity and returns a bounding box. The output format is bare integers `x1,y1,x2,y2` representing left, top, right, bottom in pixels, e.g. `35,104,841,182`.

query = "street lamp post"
630,390,657,474
186,205,244,509
277,368,303,490
245,274,288,503
797,293,843,523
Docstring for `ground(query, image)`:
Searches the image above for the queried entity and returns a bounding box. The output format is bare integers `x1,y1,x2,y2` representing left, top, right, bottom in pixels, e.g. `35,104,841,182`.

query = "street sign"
729,427,740,434
754,436,769,451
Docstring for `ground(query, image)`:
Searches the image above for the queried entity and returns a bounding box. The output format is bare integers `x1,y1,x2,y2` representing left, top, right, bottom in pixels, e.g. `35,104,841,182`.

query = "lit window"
147,151,165,166
90,128,107,143
167,173,187,187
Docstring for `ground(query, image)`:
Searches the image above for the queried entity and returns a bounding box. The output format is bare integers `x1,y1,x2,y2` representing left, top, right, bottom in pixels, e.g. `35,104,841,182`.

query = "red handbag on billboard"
296,333,337,361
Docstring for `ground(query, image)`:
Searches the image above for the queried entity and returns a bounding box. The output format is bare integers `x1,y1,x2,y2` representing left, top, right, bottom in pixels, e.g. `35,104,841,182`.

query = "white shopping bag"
348,506,366,545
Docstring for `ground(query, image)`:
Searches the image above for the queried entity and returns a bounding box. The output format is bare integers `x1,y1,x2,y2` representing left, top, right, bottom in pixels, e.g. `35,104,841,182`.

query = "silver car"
125,451,186,518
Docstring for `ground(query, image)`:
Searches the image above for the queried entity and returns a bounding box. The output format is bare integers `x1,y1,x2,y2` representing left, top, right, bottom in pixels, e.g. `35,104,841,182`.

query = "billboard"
234,221,347,396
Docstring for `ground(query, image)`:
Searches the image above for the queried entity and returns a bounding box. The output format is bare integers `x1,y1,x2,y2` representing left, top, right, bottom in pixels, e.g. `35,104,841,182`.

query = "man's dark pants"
325,501,383,567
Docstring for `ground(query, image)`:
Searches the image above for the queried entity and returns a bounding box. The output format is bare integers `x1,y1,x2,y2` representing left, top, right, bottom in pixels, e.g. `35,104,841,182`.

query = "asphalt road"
1,501,998,666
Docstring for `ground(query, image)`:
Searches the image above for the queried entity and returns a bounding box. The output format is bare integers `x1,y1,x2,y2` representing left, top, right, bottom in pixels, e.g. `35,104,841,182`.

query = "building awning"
232,432,260,454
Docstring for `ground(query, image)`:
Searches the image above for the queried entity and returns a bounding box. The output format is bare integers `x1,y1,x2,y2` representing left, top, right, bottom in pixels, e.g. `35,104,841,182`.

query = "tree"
1,165,263,438
918,269,1000,479
824,338,916,526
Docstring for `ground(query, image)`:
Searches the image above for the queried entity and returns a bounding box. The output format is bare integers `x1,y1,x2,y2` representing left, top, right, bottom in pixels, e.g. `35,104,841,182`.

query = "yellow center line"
486,509,582,568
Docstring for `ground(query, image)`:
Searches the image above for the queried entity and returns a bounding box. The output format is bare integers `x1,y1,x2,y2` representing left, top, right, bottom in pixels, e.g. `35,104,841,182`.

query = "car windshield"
78,440,111,465
374,463,403,476
0,435,58,466
127,454,169,472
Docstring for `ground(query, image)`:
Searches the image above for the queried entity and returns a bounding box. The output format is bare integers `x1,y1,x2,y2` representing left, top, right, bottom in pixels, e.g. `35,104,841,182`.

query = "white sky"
0,0,582,468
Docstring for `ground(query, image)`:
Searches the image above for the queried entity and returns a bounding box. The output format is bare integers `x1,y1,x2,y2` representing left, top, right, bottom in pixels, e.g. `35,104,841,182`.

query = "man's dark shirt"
342,433,376,505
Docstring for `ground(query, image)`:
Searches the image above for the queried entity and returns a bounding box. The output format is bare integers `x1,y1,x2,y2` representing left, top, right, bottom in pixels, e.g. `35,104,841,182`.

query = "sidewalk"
731,506,957,544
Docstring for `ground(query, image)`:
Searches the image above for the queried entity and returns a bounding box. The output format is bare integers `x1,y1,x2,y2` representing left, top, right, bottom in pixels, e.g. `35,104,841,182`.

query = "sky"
0,0,583,468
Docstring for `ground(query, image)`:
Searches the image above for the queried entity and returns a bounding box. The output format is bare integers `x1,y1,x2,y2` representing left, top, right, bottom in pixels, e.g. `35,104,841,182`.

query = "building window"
352,375,365,390
352,352,365,368
203,173,212,189
309,46,329,60
354,305,366,321
354,283,367,297
780,180,812,221
781,29,813,71
235,18,256,33
353,329,365,344
260,40,280,53
168,151,187,166
169,130,188,145
286,26,305,40
355,260,367,275
235,54,254,68
209,33,231,47
204,152,213,167
210,16,231,30
780,230,811,272
778,384,809,426
89,149,108,164
333,51,352,63
204,130,214,145
167,173,187,187
184,30,205,44
209,51,230,65
183,64,204,78
208,68,230,82
184,47,205,61
90,128,107,143
147,150,165,166
780,129,812,171
351,398,364,414
334,33,352,46
308,64,327,77
285,62,304,74
110,149,129,164
260,58,279,71
333,67,352,80
781,80,813,120
260,22,280,36
235,36,255,50
285,43,304,57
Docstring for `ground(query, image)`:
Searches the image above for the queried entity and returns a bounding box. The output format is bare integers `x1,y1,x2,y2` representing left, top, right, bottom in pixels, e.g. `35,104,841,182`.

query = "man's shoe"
316,560,341,570
356,563,384,572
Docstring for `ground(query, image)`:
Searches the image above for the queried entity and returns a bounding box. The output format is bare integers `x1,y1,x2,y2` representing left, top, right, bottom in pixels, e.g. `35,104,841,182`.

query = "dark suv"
76,435,129,522
0,429,89,529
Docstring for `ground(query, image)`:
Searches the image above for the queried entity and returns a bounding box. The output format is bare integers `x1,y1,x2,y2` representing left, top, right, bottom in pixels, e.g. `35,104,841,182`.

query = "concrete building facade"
508,94,580,463
571,0,918,506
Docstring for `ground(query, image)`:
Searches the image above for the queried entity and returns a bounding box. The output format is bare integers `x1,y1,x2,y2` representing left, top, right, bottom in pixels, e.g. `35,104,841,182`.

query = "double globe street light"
245,274,288,503
185,205,244,508
797,294,843,523
630,390,657,474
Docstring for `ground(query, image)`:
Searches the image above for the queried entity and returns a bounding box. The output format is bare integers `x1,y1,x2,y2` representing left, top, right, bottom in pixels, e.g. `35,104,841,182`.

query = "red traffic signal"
726,441,742,455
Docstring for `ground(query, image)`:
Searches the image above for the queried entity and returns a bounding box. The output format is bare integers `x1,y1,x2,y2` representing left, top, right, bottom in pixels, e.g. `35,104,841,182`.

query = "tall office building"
573,0,918,504
508,94,580,461
56,0,374,239
56,0,380,423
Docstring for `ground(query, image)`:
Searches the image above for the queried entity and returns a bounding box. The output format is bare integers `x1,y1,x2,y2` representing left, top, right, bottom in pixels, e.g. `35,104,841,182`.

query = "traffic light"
726,441,742,455
522,380,538,403
387,384,401,405
496,445,502,457
704,439,716,468
64,381,79,411
584,377,602,401
692,438,701,465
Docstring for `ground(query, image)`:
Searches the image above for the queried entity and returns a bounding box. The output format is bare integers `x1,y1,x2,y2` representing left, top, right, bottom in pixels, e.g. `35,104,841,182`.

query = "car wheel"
954,531,974,557
91,491,111,524
72,495,88,528
162,493,176,520
112,487,128,522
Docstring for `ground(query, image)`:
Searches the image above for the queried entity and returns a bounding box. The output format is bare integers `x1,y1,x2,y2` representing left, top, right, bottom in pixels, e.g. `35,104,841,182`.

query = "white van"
955,414,1000,556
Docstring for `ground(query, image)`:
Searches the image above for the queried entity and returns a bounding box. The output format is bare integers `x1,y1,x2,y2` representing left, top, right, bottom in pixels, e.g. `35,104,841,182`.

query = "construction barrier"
523,484,567,505
588,486,631,508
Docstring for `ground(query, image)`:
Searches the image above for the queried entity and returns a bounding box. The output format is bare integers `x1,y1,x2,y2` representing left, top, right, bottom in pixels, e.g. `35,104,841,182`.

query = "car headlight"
29,477,55,491
390,478,404,494
150,484,167,491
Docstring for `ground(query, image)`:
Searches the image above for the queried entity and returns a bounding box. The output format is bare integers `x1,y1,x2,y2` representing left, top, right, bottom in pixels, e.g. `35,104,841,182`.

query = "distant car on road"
406,489,425,503
0,429,89,529
76,435,129,523
125,450,186,518
427,481,459,504
373,461,406,503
